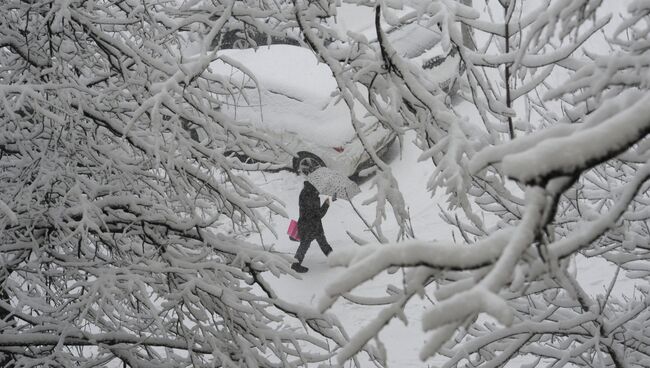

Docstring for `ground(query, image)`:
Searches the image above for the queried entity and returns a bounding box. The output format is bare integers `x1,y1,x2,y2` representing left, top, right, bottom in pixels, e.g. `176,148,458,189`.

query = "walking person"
291,181,332,273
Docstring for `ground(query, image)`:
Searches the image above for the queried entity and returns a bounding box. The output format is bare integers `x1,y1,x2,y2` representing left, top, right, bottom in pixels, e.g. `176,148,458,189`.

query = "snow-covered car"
216,20,301,50
214,2,331,50
211,45,396,177
332,3,465,94
376,22,464,94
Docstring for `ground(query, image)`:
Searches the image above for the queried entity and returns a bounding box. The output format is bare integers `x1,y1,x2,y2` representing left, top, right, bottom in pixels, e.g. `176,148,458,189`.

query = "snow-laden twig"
0,0,348,366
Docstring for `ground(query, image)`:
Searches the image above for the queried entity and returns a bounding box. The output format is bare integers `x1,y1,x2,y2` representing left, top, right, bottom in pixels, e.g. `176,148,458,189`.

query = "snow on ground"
239,125,637,367
241,130,448,366
230,4,637,363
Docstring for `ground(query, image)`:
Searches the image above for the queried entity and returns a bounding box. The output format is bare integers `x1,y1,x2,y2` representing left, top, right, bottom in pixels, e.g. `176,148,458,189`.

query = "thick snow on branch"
315,1,650,367
321,228,512,308
0,0,354,366
502,91,650,185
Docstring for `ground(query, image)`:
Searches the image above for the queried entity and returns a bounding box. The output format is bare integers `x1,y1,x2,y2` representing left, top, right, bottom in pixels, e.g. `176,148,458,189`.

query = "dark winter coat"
297,181,329,239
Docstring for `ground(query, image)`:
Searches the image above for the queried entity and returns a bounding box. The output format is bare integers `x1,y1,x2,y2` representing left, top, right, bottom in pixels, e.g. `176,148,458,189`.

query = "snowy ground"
240,125,637,367
243,130,446,366
231,3,636,364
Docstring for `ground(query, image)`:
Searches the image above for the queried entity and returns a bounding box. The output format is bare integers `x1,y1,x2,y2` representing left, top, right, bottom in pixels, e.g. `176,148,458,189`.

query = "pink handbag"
287,219,300,242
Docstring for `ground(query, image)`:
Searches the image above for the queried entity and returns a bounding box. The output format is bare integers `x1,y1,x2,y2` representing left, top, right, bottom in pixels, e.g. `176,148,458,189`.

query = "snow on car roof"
211,45,373,147
332,3,456,86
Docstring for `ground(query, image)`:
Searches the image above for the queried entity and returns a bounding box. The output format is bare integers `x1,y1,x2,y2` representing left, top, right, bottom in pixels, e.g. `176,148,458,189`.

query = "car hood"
210,45,375,147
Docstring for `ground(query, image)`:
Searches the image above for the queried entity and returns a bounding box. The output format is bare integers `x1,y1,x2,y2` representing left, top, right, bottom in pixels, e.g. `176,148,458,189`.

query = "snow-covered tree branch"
4,0,649,366
314,0,650,366
0,0,364,366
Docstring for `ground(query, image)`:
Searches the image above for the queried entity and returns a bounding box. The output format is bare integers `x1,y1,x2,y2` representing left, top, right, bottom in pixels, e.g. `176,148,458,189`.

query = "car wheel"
293,152,325,176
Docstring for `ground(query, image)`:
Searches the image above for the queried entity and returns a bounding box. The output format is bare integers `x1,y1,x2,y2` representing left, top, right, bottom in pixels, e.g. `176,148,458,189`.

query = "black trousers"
294,232,332,263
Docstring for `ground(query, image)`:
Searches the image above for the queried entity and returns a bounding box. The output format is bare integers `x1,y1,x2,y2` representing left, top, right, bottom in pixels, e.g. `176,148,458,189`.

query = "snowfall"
220,2,632,366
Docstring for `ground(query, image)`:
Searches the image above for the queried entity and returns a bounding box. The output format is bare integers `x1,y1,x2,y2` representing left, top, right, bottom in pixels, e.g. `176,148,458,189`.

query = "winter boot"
291,262,309,273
